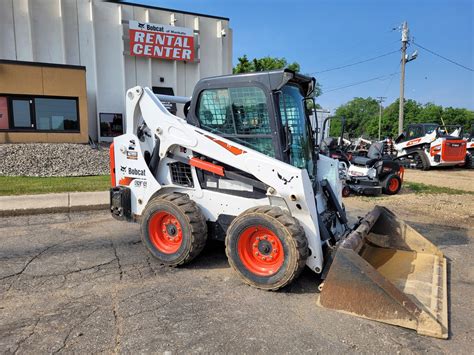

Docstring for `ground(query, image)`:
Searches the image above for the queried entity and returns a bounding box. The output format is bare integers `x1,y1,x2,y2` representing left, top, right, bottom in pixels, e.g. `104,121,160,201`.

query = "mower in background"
320,117,404,196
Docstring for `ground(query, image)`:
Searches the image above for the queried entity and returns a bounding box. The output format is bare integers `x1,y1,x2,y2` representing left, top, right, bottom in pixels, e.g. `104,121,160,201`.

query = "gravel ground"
0,143,110,177
403,168,474,192
348,192,473,229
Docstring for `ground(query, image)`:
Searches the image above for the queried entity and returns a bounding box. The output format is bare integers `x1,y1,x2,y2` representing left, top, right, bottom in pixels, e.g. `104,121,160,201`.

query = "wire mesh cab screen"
197,86,275,157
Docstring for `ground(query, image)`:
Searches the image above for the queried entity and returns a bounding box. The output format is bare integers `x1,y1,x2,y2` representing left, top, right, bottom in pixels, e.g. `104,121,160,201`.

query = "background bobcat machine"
109,70,448,338
394,123,467,170
320,117,404,196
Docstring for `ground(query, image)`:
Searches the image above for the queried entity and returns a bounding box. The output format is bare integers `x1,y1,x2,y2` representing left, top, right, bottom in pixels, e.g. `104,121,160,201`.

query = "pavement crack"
0,243,59,282
52,307,99,354
145,255,156,276
112,243,123,281
112,296,123,354
12,318,40,354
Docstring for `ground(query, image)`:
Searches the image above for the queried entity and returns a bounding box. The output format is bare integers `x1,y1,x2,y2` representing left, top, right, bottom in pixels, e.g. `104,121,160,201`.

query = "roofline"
107,1,230,21
0,59,86,71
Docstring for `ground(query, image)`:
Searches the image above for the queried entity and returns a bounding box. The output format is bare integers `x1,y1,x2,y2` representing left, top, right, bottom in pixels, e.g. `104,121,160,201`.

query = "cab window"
197,87,274,157
407,125,423,139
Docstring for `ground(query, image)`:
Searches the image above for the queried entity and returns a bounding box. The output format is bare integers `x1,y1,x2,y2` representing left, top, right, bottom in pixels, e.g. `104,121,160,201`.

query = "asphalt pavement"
0,209,472,354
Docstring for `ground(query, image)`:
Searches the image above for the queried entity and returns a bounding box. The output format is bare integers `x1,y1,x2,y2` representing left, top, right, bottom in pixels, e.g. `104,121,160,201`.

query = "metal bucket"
317,206,448,339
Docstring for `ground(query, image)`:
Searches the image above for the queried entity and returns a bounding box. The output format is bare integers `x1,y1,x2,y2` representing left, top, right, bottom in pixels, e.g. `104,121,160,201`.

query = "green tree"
329,97,379,138
233,55,322,98
330,97,474,140
233,55,254,74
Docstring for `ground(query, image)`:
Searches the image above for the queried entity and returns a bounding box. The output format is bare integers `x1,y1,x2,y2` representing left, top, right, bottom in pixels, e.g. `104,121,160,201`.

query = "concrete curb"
0,191,109,217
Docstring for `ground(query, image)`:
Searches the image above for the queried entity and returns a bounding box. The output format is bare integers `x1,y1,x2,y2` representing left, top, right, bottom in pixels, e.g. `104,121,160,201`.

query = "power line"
383,62,401,96
413,41,474,72
309,50,399,74
321,72,400,94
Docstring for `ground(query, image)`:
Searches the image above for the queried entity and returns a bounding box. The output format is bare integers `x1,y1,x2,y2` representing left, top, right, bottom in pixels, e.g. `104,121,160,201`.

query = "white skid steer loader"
109,70,448,338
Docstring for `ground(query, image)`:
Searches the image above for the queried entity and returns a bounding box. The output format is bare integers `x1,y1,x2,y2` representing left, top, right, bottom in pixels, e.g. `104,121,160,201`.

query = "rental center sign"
129,20,194,61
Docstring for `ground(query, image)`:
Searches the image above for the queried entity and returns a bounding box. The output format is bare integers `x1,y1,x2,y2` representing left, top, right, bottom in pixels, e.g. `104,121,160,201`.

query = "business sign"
129,20,194,62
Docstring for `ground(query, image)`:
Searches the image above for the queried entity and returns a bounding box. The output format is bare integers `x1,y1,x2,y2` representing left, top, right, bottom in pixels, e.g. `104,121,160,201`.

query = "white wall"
0,0,233,140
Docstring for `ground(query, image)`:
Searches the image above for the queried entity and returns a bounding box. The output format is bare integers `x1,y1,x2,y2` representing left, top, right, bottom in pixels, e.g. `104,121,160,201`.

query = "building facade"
0,0,232,143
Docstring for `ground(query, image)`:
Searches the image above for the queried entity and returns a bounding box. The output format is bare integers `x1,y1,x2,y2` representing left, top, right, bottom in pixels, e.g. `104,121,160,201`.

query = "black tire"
225,206,308,291
464,153,473,169
342,186,351,197
141,192,207,266
417,150,431,171
382,173,402,195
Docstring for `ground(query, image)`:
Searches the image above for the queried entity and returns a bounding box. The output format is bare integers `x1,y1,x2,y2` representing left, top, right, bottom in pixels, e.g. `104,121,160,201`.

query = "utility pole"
376,96,386,140
398,21,409,135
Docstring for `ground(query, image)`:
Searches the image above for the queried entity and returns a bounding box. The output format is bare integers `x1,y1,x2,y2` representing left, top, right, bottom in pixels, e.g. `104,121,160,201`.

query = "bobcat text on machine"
109,70,448,338
394,123,467,170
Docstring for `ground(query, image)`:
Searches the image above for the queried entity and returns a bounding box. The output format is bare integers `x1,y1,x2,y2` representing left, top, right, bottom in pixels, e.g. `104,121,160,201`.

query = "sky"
128,0,473,112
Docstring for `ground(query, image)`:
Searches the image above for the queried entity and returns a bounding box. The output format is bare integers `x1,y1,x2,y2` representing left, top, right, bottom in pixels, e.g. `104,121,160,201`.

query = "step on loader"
109,70,448,338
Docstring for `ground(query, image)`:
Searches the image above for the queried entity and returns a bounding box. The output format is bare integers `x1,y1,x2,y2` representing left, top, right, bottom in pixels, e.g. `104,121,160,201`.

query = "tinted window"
12,100,31,128
197,87,274,156
280,85,313,171
100,113,123,137
407,126,423,139
35,98,78,131
0,97,9,129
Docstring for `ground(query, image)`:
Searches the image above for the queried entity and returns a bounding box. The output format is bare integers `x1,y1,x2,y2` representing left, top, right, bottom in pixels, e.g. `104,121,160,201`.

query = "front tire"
382,174,402,195
141,193,207,266
225,206,308,291
416,150,431,170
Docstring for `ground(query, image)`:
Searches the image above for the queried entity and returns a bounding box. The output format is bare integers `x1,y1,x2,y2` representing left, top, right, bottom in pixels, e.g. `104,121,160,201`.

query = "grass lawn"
0,175,111,196
404,182,474,195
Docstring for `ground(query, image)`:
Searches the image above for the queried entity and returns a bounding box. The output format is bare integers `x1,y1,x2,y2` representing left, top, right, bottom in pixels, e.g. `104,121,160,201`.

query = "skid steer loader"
109,70,448,338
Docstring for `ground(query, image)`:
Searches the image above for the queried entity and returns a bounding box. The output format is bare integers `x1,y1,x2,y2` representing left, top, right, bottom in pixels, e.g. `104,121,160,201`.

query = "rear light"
110,143,116,187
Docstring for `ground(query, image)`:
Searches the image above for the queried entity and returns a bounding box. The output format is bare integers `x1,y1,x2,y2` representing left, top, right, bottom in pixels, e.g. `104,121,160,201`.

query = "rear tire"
225,206,308,291
382,174,402,195
464,153,473,169
342,186,351,197
141,193,207,266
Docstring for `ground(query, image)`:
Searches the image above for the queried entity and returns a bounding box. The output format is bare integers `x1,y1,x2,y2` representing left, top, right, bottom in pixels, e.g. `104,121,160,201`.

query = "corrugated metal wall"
0,0,233,140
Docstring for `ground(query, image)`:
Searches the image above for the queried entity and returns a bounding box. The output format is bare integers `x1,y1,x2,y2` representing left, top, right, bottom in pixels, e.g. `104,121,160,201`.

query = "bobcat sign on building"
129,21,195,62
0,0,232,143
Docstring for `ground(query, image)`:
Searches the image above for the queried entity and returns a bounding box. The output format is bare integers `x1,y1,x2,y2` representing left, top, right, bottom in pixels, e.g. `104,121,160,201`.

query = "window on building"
197,86,274,156
35,98,78,131
0,95,80,132
0,97,10,129
12,99,32,128
100,113,123,137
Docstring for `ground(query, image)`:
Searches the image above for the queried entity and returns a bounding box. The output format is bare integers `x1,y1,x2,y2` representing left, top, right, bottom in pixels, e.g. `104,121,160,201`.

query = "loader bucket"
317,206,448,339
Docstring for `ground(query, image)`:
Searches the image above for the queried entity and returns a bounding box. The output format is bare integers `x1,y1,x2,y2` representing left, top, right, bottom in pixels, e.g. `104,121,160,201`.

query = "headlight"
367,168,377,179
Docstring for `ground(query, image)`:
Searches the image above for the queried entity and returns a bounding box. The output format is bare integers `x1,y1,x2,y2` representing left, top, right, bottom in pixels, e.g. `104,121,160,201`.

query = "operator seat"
351,142,383,167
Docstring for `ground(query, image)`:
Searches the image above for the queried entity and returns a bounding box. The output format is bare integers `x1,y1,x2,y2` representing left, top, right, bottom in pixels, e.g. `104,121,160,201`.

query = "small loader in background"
394,123,467,169
109,70,448,338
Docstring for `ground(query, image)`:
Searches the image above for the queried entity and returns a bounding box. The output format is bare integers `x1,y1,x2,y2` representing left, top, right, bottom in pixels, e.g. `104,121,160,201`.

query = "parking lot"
1,183,473,354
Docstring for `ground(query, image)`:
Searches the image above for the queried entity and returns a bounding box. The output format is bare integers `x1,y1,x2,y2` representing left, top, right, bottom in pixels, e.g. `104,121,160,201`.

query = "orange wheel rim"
149,211,183,254
237,226,284,276
389,178,399,192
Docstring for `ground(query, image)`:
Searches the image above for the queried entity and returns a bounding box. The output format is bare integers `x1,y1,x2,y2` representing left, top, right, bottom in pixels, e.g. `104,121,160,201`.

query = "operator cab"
185,69,317,177
395,123,438,143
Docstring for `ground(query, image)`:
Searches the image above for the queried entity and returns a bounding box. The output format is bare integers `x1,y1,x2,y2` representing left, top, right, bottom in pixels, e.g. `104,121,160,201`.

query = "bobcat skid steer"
394,123,467,170
109,70,448,338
